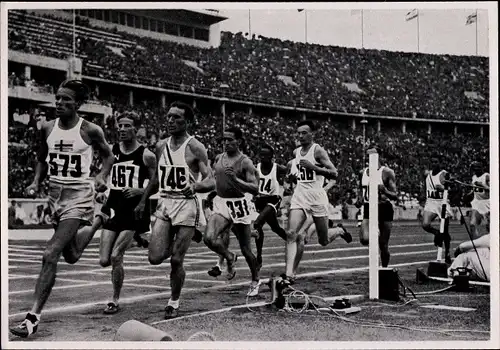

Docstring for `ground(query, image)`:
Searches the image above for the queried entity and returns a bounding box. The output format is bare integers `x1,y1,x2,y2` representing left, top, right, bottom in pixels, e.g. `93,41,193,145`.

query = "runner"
252,143,288,269
98,112,156,314
10,79,113,338
203,126,261,296
135,101,215,319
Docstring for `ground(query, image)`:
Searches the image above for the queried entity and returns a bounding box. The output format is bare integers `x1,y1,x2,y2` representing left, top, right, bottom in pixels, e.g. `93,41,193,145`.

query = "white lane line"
186,278,227,284
124,283,170,290
9,260,429,319
8,259,40,264
8,250,433,295
8,247,437,281
9,274,228,296
8,253,147,265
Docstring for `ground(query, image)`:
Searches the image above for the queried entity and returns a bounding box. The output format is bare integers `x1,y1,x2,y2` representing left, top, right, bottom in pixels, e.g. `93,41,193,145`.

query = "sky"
217,7,492,57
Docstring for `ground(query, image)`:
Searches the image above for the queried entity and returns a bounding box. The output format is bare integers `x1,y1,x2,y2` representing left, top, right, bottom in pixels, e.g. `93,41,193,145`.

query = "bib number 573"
48,153,82,177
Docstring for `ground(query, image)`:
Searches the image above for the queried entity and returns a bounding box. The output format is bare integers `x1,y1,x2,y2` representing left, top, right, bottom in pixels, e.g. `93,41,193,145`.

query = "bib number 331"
226,198,251,220
159,165,189,191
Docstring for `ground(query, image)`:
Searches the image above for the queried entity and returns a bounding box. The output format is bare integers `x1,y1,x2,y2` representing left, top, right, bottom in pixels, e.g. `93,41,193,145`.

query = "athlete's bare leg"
254,205,287,267
169,226,196,302
470,210,483,240
99,229,135,306
62,216,103,264
285,209,307,278
422,211,441,236
204,214,236,278
232,224,259,282
148,217,175,264
379,222,392,267
32,219,82,314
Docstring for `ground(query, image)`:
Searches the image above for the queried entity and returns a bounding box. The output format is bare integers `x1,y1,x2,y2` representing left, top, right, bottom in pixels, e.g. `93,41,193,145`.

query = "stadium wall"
30,9,218,48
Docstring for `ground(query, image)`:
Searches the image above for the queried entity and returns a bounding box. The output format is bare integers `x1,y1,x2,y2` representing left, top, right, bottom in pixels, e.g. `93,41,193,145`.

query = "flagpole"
361,9,364,48
73,9,76,57
475,9,478,56
305,10,308,93
248,9,251,37
416,10,420,53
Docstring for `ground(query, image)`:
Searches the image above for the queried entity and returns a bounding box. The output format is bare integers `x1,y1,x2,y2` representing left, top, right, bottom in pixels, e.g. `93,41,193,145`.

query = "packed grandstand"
8,9,489,211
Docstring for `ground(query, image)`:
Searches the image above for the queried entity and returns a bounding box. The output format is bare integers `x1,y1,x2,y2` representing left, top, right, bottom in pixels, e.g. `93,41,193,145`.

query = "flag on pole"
466,12,477,25
298,9,304,12
405,9,418,21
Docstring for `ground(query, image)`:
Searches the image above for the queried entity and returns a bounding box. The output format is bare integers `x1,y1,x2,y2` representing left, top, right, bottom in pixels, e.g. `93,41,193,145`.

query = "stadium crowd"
8,102,489,209
8,10,489,122
7,10,490,207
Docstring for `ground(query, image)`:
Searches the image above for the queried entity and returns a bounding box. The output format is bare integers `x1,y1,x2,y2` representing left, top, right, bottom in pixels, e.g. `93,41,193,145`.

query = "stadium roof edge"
146,9,227,25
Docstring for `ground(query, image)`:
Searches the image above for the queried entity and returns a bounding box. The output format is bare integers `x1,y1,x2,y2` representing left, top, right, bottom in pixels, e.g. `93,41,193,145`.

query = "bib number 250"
226,199,250,219
298,165,314,181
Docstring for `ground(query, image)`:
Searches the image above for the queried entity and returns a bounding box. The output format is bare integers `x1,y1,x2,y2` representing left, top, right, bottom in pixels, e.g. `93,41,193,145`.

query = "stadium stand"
8,10,490,208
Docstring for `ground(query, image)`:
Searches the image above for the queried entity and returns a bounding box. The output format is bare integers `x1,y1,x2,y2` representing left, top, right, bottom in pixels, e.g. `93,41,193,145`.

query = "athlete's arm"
456,234,490,254
189,140,216,194
135,140,165,218
323,180,336,192
475,174,490,191
28,122,50,193
276,163,288,180
436,171,450,191
123,148,157,198
87,122,114,191
227,158,259,195
380,169,398,201
301,146,337,179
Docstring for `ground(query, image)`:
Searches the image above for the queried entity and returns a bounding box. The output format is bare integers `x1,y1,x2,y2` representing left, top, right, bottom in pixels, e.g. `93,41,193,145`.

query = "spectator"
449,234,490,282
14,201,28,225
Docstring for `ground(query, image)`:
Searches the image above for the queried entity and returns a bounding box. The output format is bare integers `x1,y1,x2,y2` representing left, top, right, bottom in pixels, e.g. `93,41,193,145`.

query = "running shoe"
10,313,39,338
247,281,261,297
337,223,353,243
164,305,179,319
103,302,120,315
208,265,222,277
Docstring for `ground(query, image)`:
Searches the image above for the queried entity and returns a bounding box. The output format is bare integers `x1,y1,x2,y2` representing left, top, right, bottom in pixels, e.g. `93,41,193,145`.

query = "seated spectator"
448,234,490,282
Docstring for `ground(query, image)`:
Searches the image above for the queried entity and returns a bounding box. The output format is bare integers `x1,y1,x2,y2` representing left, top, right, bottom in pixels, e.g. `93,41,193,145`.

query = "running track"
7,222,471,341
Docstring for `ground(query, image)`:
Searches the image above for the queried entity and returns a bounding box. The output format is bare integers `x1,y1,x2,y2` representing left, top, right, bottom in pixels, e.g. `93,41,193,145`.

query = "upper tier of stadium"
7,9,489,123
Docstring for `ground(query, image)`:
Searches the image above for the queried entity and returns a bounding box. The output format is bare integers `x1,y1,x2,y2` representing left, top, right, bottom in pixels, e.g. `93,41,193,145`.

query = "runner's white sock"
168,299,179,309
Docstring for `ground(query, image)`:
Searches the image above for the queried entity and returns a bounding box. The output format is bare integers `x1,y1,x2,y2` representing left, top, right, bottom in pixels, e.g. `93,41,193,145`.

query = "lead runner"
10,80,113,338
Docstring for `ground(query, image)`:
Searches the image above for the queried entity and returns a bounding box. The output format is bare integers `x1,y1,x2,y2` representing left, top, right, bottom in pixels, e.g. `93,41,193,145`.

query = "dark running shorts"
101,202,151,234
363,202,394,222
254,195,282,213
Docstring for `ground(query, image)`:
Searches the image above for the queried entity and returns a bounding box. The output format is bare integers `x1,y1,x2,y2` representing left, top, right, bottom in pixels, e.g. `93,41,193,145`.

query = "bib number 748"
159,165,188,191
